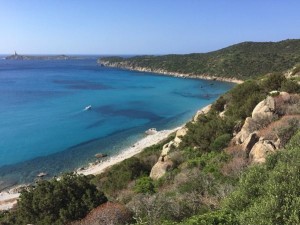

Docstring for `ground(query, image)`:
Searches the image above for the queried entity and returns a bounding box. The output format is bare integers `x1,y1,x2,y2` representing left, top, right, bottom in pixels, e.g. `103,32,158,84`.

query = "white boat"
84,105,92,111
145,128,157,135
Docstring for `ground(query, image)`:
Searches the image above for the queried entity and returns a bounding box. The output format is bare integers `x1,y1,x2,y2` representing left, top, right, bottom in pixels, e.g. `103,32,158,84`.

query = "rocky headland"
98,59,243,84
5,52,80,60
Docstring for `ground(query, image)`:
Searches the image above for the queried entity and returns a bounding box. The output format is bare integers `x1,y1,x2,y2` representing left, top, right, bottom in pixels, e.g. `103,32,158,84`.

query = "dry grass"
221,156,248,177
70,202,132,225
275,94,300,115
224,145,245,158
258,115,300,141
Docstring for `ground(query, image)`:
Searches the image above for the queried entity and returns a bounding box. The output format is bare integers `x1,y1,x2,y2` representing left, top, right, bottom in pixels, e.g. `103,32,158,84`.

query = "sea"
0,56,234,190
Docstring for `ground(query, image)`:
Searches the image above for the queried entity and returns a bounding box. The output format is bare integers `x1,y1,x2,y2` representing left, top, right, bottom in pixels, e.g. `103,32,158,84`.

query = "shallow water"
0,57,234,189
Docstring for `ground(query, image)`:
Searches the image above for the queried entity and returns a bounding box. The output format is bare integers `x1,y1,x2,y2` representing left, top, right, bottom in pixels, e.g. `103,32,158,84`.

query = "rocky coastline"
98,59,243,84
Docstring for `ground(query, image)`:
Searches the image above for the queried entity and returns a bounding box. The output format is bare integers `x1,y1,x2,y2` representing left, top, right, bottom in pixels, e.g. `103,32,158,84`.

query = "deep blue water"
0,57,234,189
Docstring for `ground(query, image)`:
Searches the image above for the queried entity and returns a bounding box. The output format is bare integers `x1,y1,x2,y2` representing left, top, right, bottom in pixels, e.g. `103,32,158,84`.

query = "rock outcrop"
249,138,276,163
233,91,298,164
149,155,174,180
150,105,211,180
234,117,257,144
252,96,275,120
173,128,188,147
234,93,281,145
242,132,259,156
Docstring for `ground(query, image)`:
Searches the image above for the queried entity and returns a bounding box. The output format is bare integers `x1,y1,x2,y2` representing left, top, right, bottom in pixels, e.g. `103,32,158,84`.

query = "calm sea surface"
0,57,234,189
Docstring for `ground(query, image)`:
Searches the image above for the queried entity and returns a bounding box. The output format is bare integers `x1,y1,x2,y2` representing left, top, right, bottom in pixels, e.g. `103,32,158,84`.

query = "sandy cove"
78,127,181,176
0,104,212,211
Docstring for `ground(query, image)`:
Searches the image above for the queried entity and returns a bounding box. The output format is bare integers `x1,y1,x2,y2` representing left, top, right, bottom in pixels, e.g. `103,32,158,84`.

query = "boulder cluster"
234,92,296,163
150,106,211,180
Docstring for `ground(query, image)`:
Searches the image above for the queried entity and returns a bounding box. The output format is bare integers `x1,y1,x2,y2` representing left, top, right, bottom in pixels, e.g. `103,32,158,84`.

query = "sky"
0,0,300,55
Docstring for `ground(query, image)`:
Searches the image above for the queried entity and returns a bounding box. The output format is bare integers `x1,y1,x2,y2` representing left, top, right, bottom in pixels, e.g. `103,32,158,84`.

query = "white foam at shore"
78,127,180,175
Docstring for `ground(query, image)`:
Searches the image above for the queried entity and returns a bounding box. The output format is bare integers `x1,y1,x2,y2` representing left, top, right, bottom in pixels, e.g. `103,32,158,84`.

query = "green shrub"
134,177,156,194
181,113,234,151
93,157,149,196
281,79,300,93
223,130,300,225
212,96,227,112
291,64,300,75
261,73,286,92
5,173,107,225
178,210,239,225
210,134,232,151
226,80,264,119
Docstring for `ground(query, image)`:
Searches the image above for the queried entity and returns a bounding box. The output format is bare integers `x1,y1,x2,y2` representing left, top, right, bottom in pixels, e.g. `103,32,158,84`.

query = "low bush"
134,177,156,194
1,174,107,225
223,130,300,225
93,157,148,197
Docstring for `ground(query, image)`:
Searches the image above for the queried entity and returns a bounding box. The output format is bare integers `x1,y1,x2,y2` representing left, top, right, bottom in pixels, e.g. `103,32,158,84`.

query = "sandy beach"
78,127,180,175
0,191,20,211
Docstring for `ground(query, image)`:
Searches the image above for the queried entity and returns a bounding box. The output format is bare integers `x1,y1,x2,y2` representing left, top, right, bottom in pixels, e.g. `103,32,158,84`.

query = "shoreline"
0,126,180,211
0,103,213,210
0,78,216,211
98,61,244,84
78,127,180,175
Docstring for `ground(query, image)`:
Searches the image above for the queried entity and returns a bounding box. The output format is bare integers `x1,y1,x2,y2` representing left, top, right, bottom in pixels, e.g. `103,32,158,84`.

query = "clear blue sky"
0,0,299,54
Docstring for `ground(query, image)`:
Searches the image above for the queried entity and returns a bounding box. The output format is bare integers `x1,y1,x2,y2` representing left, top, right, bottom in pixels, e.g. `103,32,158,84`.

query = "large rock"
235,96,279,144
234,117,257,144
161,141,174,156
280,92,291,102
242,132,259,156
150,156,173,180
249,139,276,163
174,127,188,146
252,97,275,120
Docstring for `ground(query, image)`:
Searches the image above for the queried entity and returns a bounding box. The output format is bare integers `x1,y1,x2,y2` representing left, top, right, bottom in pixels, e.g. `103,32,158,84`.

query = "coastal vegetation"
99,39,300,80
177,130,300,225
0,174,107,225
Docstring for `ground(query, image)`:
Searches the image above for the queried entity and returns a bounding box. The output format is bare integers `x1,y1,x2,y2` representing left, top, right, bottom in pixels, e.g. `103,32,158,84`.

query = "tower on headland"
14,51,17,56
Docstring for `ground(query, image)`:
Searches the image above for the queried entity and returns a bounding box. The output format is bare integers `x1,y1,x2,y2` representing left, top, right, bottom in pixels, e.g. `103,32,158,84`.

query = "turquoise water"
0,57,234,189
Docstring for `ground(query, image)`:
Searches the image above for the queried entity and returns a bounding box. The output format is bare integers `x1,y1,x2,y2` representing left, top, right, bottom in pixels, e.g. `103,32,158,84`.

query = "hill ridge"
99,39,300,80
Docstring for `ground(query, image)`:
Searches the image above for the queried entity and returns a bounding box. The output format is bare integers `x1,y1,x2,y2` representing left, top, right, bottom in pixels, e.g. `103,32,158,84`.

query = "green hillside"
99,39,300,80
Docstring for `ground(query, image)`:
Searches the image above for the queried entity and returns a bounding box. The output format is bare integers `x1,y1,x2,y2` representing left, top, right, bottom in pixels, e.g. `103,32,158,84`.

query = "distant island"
99,39,300,81
5,51,80,60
